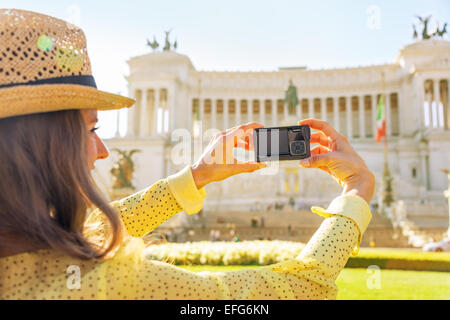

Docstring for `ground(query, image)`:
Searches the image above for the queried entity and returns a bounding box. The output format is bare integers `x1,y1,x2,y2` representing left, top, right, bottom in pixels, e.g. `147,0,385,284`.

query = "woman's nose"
96,136,110,160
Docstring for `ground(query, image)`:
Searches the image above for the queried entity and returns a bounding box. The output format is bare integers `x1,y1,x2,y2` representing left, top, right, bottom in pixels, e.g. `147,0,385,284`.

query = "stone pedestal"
443,169,450,238
445,189,450,238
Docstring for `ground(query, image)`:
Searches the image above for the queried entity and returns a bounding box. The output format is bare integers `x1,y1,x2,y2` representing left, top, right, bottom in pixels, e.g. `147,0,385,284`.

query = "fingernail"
300,159,310,167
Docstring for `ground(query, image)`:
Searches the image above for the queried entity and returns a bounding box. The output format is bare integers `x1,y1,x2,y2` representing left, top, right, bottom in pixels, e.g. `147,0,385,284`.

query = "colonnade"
126,87,171,137
123,79,450,139
191,93,400,139
422,78,450,130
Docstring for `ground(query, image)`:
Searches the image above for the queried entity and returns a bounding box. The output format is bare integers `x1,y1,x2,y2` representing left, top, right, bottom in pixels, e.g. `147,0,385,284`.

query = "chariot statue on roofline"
413,15,447,40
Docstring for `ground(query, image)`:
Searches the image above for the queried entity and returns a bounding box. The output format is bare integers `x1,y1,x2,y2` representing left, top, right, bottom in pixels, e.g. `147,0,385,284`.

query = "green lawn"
180,265,450,300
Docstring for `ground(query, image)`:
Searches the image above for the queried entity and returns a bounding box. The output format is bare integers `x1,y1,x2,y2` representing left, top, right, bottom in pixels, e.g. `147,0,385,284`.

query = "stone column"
211,98,217,130
318,98,325,121
115,108,121,138
417,78,425,130
224,100,229,130
164,87,175,133
147,90,154,134
200,99,205,127
446,80,450,130
260,99,265,125
385,93,391,136
272,99,278,126
139,89,148,137
127,88,136,137
187,95,193,134
236,100,241,126
433,79,442,129
153,89,160,135
359,95,366,138
345,97,352,139
427,83,433,128
372,94,378,138
396,92,401,136
168,87,176,133
333,97,340,132
248,99,254,123
309,98,314,119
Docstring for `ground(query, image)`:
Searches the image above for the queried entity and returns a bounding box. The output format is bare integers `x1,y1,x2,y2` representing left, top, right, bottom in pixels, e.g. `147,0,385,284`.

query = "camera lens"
290,141,306,156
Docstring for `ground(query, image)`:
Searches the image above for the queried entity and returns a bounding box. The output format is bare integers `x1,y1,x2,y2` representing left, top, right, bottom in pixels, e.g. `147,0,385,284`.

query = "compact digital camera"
253,125,311,162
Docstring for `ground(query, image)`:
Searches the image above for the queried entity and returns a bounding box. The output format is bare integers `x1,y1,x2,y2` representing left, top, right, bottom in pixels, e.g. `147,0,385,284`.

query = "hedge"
346,249,450,272
144,241,450,272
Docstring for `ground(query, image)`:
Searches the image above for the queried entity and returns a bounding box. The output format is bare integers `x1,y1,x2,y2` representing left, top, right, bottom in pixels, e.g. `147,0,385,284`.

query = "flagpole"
383,71,388,172
381,72,394,214
384,113,388,165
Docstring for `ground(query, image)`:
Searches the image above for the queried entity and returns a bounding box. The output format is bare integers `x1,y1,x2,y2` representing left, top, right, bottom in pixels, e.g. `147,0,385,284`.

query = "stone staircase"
150,195,448,248
158,207,419,248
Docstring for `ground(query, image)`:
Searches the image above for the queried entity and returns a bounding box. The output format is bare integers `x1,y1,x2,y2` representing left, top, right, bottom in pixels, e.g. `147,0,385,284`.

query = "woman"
0,9,375,300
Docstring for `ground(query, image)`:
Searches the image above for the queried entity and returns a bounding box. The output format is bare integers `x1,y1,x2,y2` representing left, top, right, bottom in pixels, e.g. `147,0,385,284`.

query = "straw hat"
0,9,135,119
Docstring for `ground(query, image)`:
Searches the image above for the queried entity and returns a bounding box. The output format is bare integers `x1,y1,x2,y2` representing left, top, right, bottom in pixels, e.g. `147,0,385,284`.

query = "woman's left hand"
191,122,268,189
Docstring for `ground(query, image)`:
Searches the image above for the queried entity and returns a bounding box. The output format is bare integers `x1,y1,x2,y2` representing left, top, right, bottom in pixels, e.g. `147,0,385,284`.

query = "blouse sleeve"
86,166,206,239
100,195,372,300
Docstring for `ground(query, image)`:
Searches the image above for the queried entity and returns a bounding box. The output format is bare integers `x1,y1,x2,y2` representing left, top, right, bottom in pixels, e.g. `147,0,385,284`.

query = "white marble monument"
94,39,450,229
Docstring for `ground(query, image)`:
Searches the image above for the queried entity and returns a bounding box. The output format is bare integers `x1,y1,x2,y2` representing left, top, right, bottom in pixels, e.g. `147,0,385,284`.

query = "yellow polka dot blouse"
0,166,372,300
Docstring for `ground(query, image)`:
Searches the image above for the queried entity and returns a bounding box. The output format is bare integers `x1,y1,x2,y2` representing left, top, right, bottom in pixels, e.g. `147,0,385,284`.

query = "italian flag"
376,95,386,143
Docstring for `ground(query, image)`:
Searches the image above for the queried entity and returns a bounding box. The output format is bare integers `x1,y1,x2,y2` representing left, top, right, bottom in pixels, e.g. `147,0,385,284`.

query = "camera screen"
256,129,289,156
254,126,310,162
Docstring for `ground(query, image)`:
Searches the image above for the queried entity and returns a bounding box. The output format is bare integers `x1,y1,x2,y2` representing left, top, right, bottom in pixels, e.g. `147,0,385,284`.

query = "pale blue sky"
6,0,450,137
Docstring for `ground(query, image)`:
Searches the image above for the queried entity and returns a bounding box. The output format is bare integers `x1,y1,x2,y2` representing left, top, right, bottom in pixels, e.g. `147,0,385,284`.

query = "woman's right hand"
191,122,267,190
298,119,375,204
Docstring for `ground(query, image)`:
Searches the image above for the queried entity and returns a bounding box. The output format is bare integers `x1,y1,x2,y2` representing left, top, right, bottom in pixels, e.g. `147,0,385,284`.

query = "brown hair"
0,110,123,259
